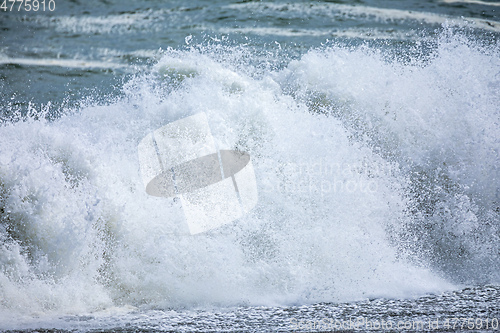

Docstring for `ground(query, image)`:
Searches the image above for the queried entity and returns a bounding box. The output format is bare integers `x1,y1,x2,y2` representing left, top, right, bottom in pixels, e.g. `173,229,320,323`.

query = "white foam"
3,30,498,326
0,57,127,70
218,26,426,40
274,30,499,281
29,9,175,35
441,0,500,6
226,2,500,32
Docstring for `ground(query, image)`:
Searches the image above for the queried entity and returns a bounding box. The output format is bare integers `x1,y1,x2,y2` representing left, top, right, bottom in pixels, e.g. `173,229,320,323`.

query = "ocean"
0,0,499,332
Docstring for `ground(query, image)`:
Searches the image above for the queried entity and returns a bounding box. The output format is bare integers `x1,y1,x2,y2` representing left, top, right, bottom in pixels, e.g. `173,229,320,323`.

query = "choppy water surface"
0,0,499,331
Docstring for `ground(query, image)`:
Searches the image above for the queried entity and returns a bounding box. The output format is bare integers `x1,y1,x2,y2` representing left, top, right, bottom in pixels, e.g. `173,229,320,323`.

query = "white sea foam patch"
0,56,128,70
0,120,114,319
0,49,161,70
218,26,426,40
0,43,459,322
95,48,163,60
276,33,499,213
274,31,499,283
218,27,328,38
29,9,186,35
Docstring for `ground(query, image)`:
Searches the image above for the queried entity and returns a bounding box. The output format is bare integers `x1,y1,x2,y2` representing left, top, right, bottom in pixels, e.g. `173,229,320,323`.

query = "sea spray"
0,30,497,322
274,28,499,283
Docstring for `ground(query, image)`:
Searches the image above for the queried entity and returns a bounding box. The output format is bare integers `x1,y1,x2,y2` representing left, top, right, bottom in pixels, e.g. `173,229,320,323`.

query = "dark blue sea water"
0,0,499,332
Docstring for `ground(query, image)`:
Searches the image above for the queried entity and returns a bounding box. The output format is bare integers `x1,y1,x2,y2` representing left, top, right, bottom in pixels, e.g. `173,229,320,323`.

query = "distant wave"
0,28,498,323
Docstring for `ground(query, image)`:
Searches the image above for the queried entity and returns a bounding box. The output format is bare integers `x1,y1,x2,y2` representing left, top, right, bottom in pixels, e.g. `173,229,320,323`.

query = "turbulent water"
0,0,499,332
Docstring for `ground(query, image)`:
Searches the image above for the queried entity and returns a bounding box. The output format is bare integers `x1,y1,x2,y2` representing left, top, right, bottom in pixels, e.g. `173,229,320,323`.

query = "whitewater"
0,0,499,331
